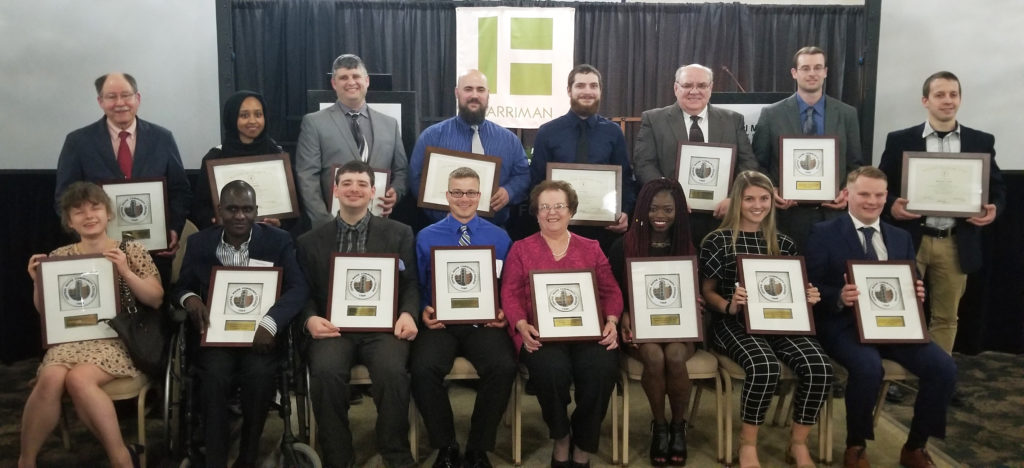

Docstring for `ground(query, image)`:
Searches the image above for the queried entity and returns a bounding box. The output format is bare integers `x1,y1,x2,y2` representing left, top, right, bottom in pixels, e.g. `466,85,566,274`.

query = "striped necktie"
458,224,471,246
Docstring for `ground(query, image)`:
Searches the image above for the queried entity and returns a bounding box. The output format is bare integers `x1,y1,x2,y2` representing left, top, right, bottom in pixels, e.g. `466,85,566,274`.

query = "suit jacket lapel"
707,106,724,142
839,215,868,260
367,107,387,166
328,104,361,158
92,118,123,176
667,105,688,146
132,118,154,178
823,96,840,135
783,96,803,134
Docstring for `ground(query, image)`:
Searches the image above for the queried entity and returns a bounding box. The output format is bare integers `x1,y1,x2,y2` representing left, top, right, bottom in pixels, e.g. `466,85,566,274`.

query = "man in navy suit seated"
805,167,955,468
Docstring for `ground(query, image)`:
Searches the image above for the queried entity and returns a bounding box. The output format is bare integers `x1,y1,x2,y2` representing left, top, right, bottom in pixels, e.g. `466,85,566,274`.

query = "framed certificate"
736,255,815,335
101,178,169,251
846,260,928,343
202,266,283,347
901,151,990,217
674,142,736,213
430,246,498,324
546,162,621,226
529,269,603,341
418,147,502,217
35,254,120,347
778,136,839,203
206,153,300,220
625,256,703,343
331,166,391,217
326,253,398,331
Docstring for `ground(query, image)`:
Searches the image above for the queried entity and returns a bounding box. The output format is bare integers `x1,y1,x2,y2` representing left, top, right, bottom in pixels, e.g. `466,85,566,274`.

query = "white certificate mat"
431,246,498,324
626,256,703,343
903,152,989,217
331,167,390,217
327,254,398,331
101,178,169,251
37,254,119,347
529,269,603,341
847,260,928,343
737,255,815,335
419,148,501,216
203,267,282,346
208,154,298,219
778,136,838,203
548,163,621,225
675,142,736,212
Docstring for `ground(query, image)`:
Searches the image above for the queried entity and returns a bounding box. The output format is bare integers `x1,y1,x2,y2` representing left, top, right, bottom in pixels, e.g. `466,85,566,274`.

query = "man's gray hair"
674,64,714,84
332,54,367,74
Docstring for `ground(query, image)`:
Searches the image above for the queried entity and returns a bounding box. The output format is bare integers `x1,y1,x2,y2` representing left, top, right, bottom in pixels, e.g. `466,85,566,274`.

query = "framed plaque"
546,163,621,226
529,269,603,341
202,266,283,347
430,246,499,324
901,152,990,217
625,256,703,343
331,166,391,217
736,255,815,335
418,147,502,217
36,254,120,347
100,178,169,251
778,136,839,203
326,253,399,331
206,153,300,220
846,260,928,343
674,142,736,213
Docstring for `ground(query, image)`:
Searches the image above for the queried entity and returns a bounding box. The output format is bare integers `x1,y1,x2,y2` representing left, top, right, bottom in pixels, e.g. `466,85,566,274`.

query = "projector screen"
0,1,220,171
873,0,1022,169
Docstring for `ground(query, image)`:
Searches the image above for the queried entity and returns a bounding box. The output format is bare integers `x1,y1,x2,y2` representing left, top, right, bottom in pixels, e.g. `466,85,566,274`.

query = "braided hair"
624,178,695,258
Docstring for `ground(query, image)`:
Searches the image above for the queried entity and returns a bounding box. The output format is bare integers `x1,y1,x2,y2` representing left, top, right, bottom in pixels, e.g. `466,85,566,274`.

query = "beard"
569,96,601,118
458,99,488,126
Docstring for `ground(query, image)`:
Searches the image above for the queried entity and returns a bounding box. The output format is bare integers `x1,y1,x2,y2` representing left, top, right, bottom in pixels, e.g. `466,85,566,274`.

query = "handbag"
102,241,172,379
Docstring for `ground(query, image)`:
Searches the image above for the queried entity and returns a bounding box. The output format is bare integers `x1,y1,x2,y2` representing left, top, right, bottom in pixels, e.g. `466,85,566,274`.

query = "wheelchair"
163,306,320,468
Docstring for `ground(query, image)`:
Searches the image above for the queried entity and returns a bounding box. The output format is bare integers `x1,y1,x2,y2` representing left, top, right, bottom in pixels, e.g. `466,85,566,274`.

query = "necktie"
471,125,484,154
347,112,367,161
688,115,704,143
859,227,879,260
802,107,816,135
575,119,589,163
458,224,471,246
117,131,132,179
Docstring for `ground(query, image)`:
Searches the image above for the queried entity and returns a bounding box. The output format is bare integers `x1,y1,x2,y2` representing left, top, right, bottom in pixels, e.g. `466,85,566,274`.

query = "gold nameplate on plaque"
763,308,793,319
650,314,681,326
347,306,377,317
875,316,906,327
553,317,583,327
451,297,480,309
688,189,715,200
65,314,99,328
795,181,821,191
225,320,257,331
122,229,152,241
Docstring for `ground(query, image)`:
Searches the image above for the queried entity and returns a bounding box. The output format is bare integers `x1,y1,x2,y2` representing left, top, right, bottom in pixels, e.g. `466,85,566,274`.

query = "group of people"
19,44,1004,468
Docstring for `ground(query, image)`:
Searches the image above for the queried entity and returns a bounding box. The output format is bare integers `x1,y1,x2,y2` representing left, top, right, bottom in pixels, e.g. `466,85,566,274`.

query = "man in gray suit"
752,46,863,250
296,54,408,226
633,63,759,243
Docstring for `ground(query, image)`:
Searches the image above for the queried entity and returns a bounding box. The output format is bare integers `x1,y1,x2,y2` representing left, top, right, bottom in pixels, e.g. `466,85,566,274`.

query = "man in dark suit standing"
752,46,863,250
805,167,955,468
55,72,192,261
173,180,309,468
296,54,408,226
297,160,419,468
878,71,1006,358
633,63,759,243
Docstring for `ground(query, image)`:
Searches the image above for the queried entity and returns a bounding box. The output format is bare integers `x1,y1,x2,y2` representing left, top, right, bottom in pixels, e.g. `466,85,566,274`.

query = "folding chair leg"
621,371,629,466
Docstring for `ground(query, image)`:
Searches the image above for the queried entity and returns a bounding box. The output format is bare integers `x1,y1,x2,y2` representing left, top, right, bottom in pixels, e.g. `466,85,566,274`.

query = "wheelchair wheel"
281,442,321,468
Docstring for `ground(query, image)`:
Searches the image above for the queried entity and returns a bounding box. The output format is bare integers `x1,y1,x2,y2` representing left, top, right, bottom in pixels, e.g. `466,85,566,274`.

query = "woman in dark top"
609,178,696,466
190,90,284,230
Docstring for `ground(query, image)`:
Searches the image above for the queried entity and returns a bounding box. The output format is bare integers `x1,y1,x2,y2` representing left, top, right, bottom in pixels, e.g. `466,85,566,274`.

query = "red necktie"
117,131,132,179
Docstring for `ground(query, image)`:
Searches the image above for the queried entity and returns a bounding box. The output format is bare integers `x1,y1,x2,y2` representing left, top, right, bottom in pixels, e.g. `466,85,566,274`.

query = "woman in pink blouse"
502,180,622,468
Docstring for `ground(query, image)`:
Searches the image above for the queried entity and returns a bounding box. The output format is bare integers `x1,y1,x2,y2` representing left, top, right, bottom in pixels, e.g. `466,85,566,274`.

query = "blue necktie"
802,107,816,135
859,227,879,260
458,224,471,246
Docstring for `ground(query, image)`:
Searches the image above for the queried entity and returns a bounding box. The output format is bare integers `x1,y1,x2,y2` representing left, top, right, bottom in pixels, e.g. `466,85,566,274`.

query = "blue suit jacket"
805,214,916,331
55,116,192,233
172,223,309,333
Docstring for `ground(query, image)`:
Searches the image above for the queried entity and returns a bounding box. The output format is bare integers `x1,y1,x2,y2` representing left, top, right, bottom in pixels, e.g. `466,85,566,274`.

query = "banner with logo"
456,7,575,129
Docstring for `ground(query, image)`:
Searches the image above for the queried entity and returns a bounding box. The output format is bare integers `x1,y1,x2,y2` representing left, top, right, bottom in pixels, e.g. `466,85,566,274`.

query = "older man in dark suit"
296,160,419,468
633,63,759,243
805,167,955,468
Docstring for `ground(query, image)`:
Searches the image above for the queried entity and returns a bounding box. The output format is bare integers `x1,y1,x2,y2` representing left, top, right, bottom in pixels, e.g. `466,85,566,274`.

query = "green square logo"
510,18,553,50
509,63,551,95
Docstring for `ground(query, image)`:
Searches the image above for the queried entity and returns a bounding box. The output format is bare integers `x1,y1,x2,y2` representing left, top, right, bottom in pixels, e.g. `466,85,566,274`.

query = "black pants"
409,325,516,452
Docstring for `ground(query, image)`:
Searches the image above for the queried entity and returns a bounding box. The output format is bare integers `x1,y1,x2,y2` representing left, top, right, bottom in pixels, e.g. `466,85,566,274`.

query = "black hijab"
220,90,281,156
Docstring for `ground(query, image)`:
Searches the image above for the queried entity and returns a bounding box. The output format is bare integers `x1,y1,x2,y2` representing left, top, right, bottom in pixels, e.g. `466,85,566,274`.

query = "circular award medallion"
549,287,580,312
348,272,378,300
758,275,788,302
868,281,898,309
228,286,260,314
647,277,677,307
62,276,98,308
118,196,150,225
449,265,478,292
795,151,820,176
690,159,716,184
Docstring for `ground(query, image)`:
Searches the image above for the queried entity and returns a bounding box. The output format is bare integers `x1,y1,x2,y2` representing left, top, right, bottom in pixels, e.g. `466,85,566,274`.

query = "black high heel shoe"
650,421,670,466
126,443,143,468
668,421,687,466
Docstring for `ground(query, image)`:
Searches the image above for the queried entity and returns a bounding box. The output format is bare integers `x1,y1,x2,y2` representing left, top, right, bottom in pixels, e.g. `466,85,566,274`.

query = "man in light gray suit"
633,63,759,243
296,54,408,226
752,46,863,250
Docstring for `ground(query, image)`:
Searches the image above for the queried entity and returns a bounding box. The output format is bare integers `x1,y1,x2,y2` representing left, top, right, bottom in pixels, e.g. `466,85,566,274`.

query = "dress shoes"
843,446,870,468
462,449,493,468
886,385,904,404
899,445,937,468
433,442,461,468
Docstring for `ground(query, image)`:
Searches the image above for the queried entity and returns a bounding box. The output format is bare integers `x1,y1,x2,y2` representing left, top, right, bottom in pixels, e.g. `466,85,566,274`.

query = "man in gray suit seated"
296,54,408,226
633,63,759,243
752,46,863,250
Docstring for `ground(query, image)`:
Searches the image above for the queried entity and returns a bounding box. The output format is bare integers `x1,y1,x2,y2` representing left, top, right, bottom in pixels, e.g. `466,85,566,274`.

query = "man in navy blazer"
173,180,309,468
878,70,1006,355
805,167,955,468
55,72,192,255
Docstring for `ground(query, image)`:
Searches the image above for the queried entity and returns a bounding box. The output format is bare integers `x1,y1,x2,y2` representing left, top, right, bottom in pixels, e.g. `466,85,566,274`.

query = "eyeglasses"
797,65,826,73
101,92,137,102
538,203,569,213
677,82,711,91
447,190,482,199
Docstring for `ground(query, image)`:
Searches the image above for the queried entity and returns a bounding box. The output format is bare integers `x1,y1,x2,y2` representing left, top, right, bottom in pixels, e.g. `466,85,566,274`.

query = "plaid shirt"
336,213,371,253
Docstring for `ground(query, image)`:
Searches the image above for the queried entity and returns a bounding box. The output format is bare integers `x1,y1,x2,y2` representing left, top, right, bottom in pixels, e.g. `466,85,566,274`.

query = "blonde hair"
709,171,781,255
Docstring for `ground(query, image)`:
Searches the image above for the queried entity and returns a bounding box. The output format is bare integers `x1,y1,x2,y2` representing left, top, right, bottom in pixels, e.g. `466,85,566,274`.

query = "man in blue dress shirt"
409,69,530,227
410,167,516,468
